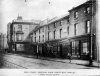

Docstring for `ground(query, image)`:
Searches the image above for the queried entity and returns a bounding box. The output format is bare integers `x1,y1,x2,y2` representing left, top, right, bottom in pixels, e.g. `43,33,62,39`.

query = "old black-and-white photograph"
0,0,100,70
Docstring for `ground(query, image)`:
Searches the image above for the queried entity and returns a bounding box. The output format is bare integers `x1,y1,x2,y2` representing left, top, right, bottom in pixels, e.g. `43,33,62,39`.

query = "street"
0,53,98,69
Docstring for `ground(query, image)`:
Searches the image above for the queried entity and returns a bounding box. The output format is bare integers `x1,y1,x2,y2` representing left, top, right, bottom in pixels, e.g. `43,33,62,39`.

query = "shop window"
72,41,75,55
82,42,89,55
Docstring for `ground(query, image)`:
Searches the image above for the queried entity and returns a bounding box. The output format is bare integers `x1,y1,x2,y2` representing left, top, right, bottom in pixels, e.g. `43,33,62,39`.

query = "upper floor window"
74,11,78,19
39,36,40,42
16,34,22,41
42,27,44,32
86,7,90,14
35,37,36,42
54,31,56,39
60,21,62,26
60,29,62,38
54,23,56,28
42,35,44,42
74,23,78,35
48,26,50,30
35,33,36,37
39,29,40,34
18,25,22,31
48,32,49,40
86,20,90,33
67,26,69,35
67,18,69,23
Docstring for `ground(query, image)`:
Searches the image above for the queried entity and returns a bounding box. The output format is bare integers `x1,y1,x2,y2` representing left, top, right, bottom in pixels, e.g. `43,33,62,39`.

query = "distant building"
0,33,7,52
7,16,39,53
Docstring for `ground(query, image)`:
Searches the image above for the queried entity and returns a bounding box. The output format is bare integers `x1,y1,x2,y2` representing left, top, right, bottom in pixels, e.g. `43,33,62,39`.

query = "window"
48,32,49,40
67,26,69,35
60,21,62,26
42,35,44,42
74,24,76,35
54,31,56,39
48,26,49,30
42,27,44,32
72,41,75,55
86,7,90,14
18,25,22,31
34,33,36,42
60,29,62,38
74,11,78,18
82,42,89,55
35,37,36,42
39,29,40,34
86,20,90,33
16,34,22,41
54,23,56,28
39,36,40,42
67,17,69,23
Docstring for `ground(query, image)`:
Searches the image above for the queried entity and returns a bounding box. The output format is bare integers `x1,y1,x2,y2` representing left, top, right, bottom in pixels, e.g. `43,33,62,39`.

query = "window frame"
74,11,78,19
85,20,90,33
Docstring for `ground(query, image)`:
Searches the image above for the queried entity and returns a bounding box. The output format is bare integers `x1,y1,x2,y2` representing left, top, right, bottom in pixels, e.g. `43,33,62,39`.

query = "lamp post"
89,0,94,66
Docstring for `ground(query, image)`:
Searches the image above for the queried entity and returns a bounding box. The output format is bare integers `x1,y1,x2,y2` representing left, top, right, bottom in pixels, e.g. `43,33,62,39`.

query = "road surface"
0,53,97,69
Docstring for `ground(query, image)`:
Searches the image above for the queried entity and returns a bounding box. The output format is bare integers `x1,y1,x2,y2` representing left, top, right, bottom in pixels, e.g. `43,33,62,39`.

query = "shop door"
72,41,80,59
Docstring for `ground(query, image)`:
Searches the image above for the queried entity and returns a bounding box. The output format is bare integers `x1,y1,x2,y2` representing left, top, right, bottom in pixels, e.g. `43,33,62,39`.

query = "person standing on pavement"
68,52,71,63
37,45,39,58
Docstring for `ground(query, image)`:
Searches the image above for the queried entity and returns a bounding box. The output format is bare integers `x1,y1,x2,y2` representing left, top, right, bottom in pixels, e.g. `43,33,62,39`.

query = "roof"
68,0,95,12
30,13,69,32
12,19,40,25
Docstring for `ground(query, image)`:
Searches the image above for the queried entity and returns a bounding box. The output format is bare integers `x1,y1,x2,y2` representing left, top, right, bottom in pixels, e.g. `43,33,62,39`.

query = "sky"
0,0,87,34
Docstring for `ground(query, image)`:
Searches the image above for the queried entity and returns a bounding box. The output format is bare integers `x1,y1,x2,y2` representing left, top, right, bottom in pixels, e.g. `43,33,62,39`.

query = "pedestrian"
37,52,38,58
68,53,71,63
87,52,92,66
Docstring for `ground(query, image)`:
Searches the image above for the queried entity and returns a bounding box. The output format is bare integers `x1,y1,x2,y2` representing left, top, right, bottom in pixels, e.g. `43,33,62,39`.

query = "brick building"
7,16,40,53
68,0,96,60
32,0,97,60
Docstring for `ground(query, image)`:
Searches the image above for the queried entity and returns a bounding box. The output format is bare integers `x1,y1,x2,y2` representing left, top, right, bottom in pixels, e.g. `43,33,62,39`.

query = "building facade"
0,33,7,52
7,0,97,61
68,0,96,60
7,16,39,53
32,0,97,60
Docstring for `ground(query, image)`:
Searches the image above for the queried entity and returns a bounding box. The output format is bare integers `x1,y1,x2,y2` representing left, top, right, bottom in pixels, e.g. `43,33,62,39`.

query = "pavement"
7,53,100,68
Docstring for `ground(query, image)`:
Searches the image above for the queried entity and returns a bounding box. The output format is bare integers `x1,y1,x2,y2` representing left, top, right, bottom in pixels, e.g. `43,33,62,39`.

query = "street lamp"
89,0,94,66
